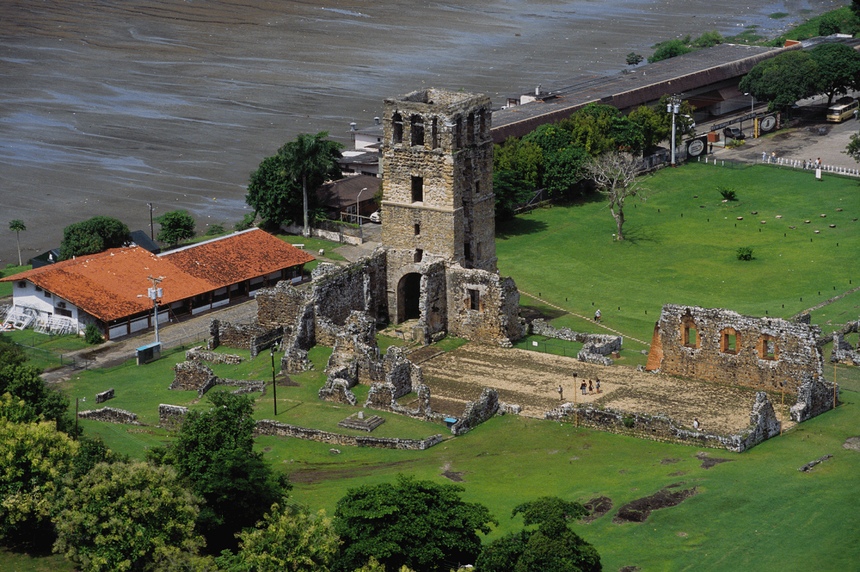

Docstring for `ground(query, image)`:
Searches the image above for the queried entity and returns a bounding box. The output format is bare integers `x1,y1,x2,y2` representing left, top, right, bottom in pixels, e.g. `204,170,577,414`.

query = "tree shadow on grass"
613,223,660,245
496,216,548,239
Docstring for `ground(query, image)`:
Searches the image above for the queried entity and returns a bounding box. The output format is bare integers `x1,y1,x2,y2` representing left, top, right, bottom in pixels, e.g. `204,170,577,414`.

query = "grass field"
6,162,860,571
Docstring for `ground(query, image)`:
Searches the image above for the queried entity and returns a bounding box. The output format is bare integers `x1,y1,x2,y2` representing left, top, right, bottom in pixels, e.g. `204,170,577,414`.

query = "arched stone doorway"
397,272,422,323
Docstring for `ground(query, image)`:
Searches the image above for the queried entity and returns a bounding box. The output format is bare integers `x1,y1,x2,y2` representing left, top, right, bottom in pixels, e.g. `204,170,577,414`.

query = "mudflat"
0,0,838,263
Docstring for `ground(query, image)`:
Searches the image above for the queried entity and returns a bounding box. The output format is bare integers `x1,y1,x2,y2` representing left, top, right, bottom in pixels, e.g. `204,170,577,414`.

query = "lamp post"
356,187,367,241
573,373,578,428
74,396,86,439
667,96,681,167
147,203,155,240
147,275,164,346
270,349,278,416
744,92,755,114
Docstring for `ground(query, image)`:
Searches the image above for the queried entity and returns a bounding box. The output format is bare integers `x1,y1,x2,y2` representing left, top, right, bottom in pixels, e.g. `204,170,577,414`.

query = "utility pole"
667,96,681,167
147,203,155,240
147,275,164,346
270,348,278,415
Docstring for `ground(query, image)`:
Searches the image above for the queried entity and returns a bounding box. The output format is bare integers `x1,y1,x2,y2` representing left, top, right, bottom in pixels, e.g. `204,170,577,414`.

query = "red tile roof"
163,228,314,284
1,229,314,322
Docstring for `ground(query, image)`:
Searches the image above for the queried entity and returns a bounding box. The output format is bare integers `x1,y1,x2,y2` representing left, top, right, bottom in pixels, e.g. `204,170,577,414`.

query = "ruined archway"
397,272,422,323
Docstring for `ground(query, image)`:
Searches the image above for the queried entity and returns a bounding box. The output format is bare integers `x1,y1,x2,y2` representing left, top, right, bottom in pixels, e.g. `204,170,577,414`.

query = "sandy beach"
0,0,841,263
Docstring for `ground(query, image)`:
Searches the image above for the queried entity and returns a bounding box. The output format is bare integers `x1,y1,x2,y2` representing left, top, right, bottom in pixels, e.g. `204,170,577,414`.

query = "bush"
737,247,754,261
622,416,635,428
234,213,255,231
84,323,103,345
718,186,738,201
205,224,225,236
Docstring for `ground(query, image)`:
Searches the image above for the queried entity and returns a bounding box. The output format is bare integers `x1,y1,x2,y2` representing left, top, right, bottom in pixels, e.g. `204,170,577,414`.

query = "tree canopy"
59,216,131,260
53,461,204,572
157,209,197,245
217,504,339,572
648,38,694,63
245,132,343,233
0,417,79,549
739,50,820,112
153,391,291,552
332,474,497,572
475,497,601,572
809,42,860,106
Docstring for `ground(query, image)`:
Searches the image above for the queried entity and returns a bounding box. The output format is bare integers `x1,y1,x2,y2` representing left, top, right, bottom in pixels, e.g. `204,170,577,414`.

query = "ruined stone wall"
77,407,138,425
95,388,114,404
790,376,839,422
446,267,524,346
545,391,781,452
650,304,823,392
531,319,622,352
318,378,358,405
170,361,217,398
255,281,311,330
255,419,444,450
451,388,499,436
159,404,188,428
280,302,315,374
187,345,244,365
313,252,388,346
326,311,385,384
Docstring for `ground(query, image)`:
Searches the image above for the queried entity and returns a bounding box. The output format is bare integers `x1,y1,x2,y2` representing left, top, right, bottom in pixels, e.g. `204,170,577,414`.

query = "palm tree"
281,132,343,237
9,219,26,266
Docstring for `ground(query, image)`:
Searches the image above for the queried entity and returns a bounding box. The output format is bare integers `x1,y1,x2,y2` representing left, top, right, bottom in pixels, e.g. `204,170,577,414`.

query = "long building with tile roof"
1,229,314,340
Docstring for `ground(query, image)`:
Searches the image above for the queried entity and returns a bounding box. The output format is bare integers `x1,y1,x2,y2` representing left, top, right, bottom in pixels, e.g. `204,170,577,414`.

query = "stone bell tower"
380,88,496,273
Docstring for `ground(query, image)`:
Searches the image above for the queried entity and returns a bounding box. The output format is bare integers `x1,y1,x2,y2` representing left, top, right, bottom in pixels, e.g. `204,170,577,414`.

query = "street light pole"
270,349,278,415
147,275,164,346
147,203,155,240
356,187,367,241
667,96,681,167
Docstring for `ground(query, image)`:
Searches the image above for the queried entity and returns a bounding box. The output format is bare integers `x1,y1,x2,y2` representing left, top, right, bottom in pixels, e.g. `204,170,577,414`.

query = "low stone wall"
451,388,500,436
217,378,267,395
532,319,622,364
255,419,445,450
95,388,115,404
78,407,139,425
545,391,781,453
187,346,244,365
208,320,284,358
319,378,358,405
159,404,188,428
831,331,860,366
170,361,218,398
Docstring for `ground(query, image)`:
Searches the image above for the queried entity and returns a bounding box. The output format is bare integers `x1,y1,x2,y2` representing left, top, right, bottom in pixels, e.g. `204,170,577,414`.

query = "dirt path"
420,342,794,435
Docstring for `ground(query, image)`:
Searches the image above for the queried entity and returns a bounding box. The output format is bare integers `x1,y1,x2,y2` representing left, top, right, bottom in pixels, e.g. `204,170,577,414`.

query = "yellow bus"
826,98,858,122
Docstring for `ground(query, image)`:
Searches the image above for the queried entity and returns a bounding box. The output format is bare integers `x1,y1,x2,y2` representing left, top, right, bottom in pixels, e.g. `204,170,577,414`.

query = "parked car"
369,210,381,223
723,126,745,140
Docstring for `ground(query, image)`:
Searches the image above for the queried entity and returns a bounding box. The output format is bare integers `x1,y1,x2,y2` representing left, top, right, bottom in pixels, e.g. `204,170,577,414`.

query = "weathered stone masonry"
647,304,825,393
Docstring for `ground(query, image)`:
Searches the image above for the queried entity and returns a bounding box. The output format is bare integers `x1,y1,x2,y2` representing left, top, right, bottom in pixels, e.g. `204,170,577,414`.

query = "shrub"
622,416,635,428
205,224,225,236
737,246,754,261
234,213,255,231
84,323,103,345
718,186,738,201
726,139,746,149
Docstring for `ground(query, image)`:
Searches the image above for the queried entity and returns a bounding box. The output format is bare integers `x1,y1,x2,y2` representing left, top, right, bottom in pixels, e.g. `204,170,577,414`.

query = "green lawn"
0,264,30,297
6,162,860,571
498,163,859,347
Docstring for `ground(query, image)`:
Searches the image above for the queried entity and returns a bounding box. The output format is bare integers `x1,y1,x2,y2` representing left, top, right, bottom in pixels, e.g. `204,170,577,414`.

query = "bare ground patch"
420,342,788,436
695,451,736,470
582,496,613,523
613,483,699,524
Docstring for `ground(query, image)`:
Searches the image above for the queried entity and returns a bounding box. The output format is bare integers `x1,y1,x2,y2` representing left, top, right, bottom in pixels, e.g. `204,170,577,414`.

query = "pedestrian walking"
588,379,594,394
693,418,701,431
594,309,601,323
595,377,601,394
558,384,564,401
580,380,587,396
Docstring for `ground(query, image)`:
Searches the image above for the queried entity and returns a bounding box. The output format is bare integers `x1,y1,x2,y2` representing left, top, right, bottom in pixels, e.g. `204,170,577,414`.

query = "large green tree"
157,209,197,245
53,461,204,572
246,132,343,235
217,504,339,572
809,42,860,106
152,392,291,552
9,219,26,266
0,417,79,549
648,38,694,63
59,216,131,260
628,96,696,154
739,50,820,112
332,474,496,572
493,170,535,220
0,339,75,435
476,497,601,572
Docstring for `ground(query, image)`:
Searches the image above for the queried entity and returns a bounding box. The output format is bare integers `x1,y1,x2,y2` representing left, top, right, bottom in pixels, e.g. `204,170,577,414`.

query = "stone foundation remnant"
337,411,385,432
531,319,622,364
187,345,244,365
170,361,218,397
829,320,860,366
159,404,189,428
255,419,444,450
545,391,782,452
77,407,138,425
646,304,824,393
95,388,115,404
209,319,283,358
451,388,499,436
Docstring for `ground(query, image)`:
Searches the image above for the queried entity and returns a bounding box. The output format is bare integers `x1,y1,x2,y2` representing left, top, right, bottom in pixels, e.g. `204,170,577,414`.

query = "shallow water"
0,0,840,262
